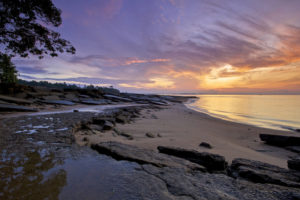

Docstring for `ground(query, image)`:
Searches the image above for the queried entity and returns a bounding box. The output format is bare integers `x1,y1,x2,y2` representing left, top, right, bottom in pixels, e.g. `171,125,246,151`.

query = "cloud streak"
14,0,300,93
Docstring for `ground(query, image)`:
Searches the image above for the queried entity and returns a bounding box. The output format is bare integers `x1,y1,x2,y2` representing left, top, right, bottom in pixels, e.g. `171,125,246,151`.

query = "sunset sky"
14,0,300,94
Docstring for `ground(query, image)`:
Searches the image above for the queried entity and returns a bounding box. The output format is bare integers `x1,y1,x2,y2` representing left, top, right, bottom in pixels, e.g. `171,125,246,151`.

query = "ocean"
185,95,300,132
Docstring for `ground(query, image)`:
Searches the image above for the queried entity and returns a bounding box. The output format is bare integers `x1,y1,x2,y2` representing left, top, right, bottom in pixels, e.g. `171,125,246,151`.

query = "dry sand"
76,103,299,168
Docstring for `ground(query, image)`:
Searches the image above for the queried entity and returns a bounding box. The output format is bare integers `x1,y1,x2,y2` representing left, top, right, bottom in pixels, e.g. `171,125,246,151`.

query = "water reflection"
186,95,300,131
0,149,66,200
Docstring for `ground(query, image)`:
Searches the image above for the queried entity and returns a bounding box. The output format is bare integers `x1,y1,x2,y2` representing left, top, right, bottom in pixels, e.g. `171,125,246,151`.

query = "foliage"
18,79,120,94
0,53,17,85
0,0,75,58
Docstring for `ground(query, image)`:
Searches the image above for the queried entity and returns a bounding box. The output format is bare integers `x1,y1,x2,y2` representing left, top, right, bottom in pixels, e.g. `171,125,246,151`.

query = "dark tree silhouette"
0,0,75,58
0,54,17,85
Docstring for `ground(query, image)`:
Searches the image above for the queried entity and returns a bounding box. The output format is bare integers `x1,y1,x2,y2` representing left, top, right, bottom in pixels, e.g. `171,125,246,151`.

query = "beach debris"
157,146,227,172
119,132,134,140
260,134,300,147
228,158,300,188
199,142,213,149
288,158,300,171
91,142,206,171
145,132,156,138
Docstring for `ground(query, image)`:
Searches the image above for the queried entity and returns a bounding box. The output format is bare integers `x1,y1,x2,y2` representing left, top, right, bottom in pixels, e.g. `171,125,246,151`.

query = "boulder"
260,134,300,147
145,132,155,138
288,158,300,171
0,104,38,112
115,115,128,124
199,142,213,149
102,120,114,130
91,142,206,171
229,158,300,188
157,146,227,172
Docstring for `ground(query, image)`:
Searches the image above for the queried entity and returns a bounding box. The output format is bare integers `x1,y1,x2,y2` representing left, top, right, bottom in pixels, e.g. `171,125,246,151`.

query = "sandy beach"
1,94,300,199
75,102,299,168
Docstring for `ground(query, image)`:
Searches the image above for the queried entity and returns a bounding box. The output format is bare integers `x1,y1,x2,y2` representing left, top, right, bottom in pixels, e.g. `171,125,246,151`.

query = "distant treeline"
17,79,120,94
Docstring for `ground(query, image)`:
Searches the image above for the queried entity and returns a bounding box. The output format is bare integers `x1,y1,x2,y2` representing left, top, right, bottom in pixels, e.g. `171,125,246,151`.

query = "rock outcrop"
288,158,300,171
229,158,300,188
0,95,32,105
91,142,206,171
199,142,213,149
38,100,75,106
157,146,227,172
260,134,300,147
142,164,300,200
0,104,38,112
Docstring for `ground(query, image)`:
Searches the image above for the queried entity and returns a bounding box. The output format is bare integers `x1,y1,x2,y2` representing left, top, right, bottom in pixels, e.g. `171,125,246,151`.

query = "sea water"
186,95,300,132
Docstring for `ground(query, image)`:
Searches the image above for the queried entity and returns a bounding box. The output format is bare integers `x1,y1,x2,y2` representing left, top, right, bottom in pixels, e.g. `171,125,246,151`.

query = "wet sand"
77,103,299,168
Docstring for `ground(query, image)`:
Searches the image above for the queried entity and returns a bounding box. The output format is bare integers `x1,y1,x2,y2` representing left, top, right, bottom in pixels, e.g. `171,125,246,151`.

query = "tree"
0,0,75,58
0,54,17,85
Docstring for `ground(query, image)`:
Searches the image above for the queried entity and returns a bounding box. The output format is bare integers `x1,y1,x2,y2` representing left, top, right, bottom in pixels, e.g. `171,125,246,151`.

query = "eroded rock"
142,164,300,200
91,142,206,171
0,104,38,112
199,142,213,149
38,100,75,106
145,132,155,138
229,158,300,188
288,158,300,171
260,134,300,147
158,146,227,172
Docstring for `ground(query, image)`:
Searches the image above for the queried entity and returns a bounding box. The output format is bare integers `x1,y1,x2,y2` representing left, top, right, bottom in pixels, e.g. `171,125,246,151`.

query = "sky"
14,0,300,94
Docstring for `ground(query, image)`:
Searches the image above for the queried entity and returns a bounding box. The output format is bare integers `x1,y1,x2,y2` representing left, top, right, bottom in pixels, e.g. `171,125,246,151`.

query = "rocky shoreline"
1,91,300,199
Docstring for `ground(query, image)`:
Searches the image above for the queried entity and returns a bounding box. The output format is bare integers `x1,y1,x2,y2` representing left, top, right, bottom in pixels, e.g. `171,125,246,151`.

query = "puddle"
0,145,161,200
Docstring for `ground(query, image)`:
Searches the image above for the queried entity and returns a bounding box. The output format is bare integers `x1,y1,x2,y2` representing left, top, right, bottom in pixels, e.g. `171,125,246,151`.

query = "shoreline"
1,96,300,199
1,95,298,168
74,102,298,168
184,96,300,133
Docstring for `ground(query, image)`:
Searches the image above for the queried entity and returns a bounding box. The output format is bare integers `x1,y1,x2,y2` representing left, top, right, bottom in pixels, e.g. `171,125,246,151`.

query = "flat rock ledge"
91,142,206,171
158,146,227,172
0,104,38,112
260,134,300,147
229,158,300,188
288,158,300,171
91,142,300,200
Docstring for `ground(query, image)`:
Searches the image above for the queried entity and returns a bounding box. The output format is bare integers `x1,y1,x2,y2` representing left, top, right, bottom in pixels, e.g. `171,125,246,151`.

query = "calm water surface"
186,95,300,132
